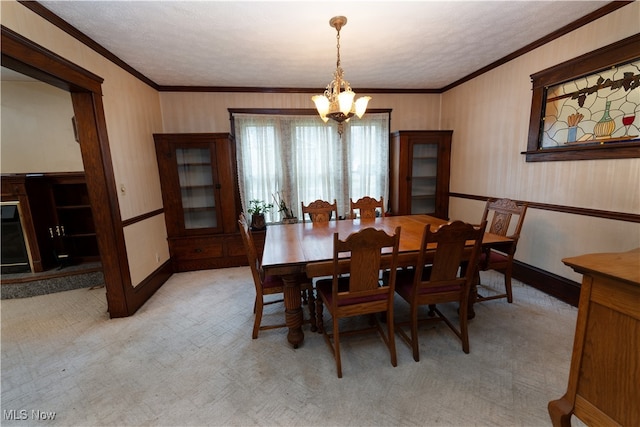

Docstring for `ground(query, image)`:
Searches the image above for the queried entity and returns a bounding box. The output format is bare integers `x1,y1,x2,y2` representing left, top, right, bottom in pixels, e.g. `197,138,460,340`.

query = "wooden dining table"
260,214,512,348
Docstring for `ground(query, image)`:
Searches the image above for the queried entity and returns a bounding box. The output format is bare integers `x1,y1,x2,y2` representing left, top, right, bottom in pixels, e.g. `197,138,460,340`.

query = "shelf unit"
390,130,452,220
50,179,99,262
175,145,222,232
154,133,246,271
1,172,99,271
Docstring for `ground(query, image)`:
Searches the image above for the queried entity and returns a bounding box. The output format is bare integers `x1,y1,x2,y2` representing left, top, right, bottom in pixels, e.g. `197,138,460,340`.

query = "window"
233,111,390,222
524,33,640,162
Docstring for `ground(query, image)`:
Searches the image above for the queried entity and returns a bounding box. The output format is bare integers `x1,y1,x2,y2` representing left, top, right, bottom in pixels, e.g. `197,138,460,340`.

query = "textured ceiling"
34,1,612,90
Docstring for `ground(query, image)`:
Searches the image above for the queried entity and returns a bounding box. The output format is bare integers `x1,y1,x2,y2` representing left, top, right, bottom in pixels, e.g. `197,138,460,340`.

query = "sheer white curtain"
234,112,389,222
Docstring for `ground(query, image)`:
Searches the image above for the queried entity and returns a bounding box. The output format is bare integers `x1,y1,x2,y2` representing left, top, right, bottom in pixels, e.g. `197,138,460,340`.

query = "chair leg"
427,304,436,317
504,268,514,303
333,318,342,378
316,298,324,333
368,313,377,326
459,299,470,354
252,297,264,339
387,308,397,367
410,302,420,362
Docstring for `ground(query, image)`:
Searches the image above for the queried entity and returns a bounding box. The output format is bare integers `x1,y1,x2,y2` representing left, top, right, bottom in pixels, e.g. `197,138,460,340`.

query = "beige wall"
123,214,170,286
159,92,441,133
2,0,167,287
442,3,640,281
1,80,83,173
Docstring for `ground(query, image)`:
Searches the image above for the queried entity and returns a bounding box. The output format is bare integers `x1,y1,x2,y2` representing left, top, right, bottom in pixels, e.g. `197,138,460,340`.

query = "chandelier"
312,16,371,135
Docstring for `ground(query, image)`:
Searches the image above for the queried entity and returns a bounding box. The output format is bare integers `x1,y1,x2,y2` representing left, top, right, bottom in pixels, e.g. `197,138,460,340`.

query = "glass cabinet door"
410,143,438,214
176,147,218,230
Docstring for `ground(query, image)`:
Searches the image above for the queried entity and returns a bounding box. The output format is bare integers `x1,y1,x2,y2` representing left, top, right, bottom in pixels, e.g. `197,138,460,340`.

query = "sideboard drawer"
170,237,223,260
168,233,250,272
226,235,246,257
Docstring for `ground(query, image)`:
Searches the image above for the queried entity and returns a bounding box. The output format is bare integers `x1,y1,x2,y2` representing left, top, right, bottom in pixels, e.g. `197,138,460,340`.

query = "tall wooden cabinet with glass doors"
154,133,246,271
390,131,452,220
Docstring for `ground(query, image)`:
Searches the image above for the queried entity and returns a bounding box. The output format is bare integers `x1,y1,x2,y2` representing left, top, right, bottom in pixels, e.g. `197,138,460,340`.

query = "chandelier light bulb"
312,95,330,117
355,96,371,118
338,90,355,116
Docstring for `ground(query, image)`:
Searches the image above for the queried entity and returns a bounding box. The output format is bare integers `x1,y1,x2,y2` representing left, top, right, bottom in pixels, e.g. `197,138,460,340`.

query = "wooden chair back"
317,226,401,376
238,212,264,289
480,198,528,252
477,198,528,303
413,220,486,297
350,196,385,219
330,227,401,310
238,213,316,338
301,199,338,223
394,220,486,359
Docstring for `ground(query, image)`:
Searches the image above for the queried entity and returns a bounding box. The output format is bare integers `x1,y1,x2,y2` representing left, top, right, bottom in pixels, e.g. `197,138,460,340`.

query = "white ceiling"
35,1,613,90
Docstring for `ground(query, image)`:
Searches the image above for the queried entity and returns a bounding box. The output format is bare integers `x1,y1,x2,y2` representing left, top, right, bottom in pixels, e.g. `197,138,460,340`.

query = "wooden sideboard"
548,248,640,426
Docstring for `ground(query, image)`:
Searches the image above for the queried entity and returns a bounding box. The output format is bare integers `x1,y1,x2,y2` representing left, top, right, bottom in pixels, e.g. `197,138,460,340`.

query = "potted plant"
273,192,297,224
247,199,273,230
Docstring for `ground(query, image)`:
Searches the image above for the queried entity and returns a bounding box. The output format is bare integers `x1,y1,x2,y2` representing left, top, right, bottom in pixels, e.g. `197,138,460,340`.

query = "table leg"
281,274,304,348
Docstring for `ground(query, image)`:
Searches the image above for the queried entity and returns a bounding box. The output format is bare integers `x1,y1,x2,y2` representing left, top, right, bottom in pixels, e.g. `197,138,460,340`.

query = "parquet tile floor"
1,268,579,426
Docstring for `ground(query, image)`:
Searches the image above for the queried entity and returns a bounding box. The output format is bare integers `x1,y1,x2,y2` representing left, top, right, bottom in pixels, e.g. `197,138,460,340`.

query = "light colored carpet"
1,267,578,426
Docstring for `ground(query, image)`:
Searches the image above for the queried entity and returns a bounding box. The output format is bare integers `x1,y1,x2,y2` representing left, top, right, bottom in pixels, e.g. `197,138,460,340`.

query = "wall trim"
512,260,581,307
1,25,103,93
122,208,164,228
129,259,173,305
449,192,640,223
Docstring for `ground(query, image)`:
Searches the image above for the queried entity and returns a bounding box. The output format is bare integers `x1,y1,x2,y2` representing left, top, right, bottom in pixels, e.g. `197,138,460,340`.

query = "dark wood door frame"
1,26,132,317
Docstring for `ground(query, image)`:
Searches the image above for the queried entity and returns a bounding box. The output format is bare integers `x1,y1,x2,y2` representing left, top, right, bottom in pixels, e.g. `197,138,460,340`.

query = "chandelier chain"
336,29,341,69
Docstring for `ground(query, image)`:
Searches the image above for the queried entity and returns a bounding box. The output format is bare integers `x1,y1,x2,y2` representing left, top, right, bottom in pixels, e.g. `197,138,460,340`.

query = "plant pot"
250,214,266,231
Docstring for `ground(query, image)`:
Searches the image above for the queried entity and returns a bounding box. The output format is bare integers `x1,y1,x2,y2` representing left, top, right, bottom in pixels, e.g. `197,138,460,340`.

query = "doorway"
1,27,137,317
1,66,97,273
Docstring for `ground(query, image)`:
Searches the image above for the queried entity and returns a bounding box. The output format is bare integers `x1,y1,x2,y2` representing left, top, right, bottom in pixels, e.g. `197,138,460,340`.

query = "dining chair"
314,226,401,378
394,220,486,361
350,196,385,219
301,199,338,223
476,198,528,303
238,213,315,339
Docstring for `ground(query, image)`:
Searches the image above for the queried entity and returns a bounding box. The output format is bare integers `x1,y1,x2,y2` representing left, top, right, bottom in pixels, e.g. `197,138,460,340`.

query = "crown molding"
17,0,159,90
440,1,632,92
